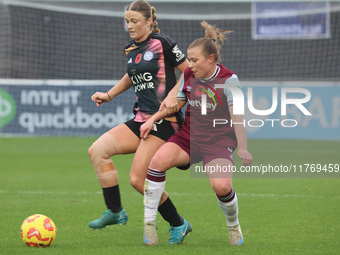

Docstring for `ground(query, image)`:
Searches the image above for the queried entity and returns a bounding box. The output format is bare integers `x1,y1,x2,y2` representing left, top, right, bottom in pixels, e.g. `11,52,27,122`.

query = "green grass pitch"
0,137,339,254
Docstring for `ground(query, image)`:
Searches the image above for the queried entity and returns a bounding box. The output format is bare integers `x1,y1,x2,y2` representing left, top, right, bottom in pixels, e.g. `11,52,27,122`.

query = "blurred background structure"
0,0,339,138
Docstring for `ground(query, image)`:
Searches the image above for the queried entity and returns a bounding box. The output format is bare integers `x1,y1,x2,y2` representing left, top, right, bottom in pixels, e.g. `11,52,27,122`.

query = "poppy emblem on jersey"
135,53,142,64
143,51,153,61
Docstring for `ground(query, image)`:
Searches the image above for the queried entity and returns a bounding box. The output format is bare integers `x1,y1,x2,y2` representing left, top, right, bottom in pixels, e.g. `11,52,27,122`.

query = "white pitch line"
169,192,324,199
0,190,328,199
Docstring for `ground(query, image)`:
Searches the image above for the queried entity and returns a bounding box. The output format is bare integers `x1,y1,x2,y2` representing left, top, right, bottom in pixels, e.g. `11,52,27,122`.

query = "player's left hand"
237,148,253,166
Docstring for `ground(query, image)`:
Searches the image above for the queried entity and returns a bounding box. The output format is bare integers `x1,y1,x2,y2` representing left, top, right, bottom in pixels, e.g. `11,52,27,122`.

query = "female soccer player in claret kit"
140,21,253,246
89,0,191,244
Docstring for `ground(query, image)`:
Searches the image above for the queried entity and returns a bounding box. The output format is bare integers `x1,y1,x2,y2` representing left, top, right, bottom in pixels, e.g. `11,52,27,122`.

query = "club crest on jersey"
135,53,142,64
195,85,214,98
143,51,153,61
195,85,221,105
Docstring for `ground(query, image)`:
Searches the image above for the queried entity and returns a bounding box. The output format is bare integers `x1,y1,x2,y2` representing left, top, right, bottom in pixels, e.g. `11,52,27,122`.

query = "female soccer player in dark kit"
140,21,253,246
89,0,191,244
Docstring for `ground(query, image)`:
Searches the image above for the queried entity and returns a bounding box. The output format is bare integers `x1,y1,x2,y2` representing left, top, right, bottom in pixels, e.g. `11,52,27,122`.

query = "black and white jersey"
124,32,186,115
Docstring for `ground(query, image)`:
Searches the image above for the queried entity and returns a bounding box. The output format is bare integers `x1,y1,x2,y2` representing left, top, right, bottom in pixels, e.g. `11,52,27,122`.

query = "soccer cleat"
228,224,243,245
88,209,128,229
167,218,192,245
143,221,158,246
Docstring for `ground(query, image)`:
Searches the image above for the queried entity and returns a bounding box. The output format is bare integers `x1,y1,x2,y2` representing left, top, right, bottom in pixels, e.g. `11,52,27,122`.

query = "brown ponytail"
188,21,233,63
151,6,160,33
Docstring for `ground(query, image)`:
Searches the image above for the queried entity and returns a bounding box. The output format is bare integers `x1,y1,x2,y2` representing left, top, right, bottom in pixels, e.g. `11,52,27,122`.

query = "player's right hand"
237,148,253,166
140,120,154,139
91,92,111,107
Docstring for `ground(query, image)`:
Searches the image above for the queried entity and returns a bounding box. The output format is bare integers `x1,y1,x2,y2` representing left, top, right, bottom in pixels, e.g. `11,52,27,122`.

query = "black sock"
103,185,122,213
158,197,184,227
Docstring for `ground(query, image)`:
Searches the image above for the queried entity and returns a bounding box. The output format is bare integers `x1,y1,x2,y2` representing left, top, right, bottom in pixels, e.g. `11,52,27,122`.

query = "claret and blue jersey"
177,64,241,148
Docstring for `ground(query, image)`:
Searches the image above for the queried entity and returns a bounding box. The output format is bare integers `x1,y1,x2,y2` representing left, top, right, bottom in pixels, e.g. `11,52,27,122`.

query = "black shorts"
124,118,180,141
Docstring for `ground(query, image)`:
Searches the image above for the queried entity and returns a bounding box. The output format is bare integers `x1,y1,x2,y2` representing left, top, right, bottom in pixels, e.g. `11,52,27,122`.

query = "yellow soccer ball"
20,214,57,247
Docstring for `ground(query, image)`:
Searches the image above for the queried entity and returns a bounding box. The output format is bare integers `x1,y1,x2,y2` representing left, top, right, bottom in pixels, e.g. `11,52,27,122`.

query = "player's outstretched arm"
229,105,253,166
160,60,189,115
141,100,186,139
91,73,132,107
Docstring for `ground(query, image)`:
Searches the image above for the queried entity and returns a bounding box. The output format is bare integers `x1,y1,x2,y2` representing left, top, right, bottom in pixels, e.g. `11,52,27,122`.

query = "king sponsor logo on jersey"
130,72,155,92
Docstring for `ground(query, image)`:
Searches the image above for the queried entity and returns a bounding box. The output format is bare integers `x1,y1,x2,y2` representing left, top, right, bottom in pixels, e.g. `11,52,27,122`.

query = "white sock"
144,169,166,224
217,191,239,227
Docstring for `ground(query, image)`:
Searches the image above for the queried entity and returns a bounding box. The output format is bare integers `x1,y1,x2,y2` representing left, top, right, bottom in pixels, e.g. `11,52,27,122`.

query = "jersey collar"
199,65,220,83
134,32,154,46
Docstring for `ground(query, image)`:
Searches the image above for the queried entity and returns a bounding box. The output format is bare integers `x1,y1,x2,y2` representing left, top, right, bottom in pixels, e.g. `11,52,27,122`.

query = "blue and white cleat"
144,221,158,246
228,224,243,245
88,209,128,229
167,218,192,244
